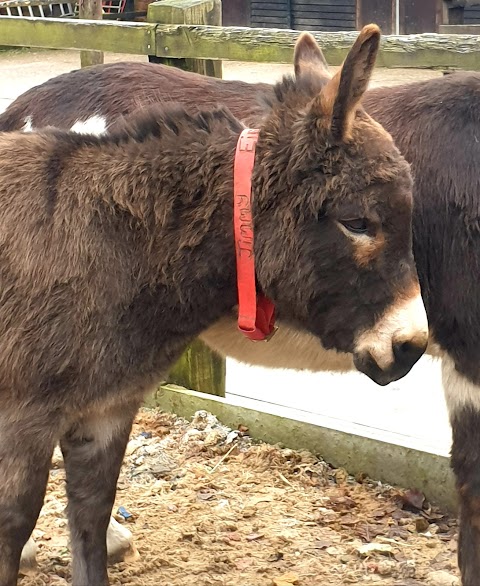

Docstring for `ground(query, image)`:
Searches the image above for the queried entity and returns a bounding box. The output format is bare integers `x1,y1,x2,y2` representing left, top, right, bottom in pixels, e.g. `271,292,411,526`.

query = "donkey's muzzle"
353,338,427,386
352,289,429,386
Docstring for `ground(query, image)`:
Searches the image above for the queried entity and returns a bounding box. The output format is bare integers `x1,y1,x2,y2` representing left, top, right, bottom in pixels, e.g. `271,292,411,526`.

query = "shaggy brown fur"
0,28,428,586
5,33,480,586
7,53,480,586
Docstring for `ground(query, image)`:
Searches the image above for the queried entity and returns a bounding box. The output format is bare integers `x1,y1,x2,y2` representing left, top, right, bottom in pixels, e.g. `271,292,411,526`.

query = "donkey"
0,26,428,586
10,45,480,586
4,31,480,586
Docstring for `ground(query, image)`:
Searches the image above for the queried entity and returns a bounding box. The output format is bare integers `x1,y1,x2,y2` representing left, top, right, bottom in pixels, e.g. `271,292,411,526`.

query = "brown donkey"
0,27,427,586
9,42,480,586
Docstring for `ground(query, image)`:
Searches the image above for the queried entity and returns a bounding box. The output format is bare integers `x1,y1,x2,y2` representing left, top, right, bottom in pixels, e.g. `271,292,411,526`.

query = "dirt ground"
19,409,459,586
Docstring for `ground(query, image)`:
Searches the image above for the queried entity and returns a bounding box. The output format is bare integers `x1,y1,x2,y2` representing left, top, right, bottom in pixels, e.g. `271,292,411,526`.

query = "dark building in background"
222,0,480,33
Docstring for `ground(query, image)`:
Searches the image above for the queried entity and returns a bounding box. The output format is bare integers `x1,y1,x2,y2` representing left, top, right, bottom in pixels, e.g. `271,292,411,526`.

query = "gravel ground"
20,409,459,586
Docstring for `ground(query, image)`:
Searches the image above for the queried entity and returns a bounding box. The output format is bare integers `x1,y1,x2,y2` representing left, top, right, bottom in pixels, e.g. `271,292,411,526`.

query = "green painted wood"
78,0,104,67
2,17,480,70
154,25,480,70
167,339,226,397
146,1,226,397
0,16,157,54
152,384,458,513
148,0,222,78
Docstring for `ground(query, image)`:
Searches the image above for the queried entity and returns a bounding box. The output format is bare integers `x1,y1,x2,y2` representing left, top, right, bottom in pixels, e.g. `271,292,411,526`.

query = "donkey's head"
253,25,428,386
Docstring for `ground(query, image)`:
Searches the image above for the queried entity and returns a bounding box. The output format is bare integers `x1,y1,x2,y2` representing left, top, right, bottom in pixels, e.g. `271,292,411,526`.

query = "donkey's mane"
36,103,244,147
109,103,244,144
261,73,327,112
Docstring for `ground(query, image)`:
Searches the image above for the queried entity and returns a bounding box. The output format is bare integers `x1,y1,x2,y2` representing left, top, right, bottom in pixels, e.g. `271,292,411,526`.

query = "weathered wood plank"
2,18,480,70
148,0,222,77
167,340,226,397
154,25,480,69
145,1,225,397
152,384,457,512
439,23,480,32
0,16,156,54
78,0,103,67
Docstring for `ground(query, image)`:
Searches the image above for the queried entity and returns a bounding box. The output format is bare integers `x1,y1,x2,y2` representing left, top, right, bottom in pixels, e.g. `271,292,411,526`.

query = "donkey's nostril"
353,337,427,386
393,340,425,368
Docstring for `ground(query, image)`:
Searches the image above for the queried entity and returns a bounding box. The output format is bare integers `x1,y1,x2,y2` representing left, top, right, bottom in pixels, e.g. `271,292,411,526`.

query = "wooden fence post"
168,339,226,397
78,0,104,67
147,0,226,395
147,0,222,78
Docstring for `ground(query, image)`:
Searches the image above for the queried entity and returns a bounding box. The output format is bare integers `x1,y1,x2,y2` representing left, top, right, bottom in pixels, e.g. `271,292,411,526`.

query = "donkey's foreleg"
60,399,141,586
0,408,56,586
442,355,480,586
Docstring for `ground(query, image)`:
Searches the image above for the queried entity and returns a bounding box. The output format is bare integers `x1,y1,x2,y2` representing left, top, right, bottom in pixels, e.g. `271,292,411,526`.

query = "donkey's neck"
65,113,242,336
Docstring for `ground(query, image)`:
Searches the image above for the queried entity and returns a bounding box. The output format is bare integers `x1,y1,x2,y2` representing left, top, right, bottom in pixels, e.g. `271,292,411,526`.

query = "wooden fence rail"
0,17,156,53
2,15,480,69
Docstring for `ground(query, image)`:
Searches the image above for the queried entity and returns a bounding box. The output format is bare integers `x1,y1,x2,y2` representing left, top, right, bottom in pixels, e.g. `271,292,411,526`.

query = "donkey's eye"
339,218,368,234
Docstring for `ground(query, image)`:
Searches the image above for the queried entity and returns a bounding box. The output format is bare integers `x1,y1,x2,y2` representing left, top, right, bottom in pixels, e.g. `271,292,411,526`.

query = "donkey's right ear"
316,24,381,142
294,32,331,80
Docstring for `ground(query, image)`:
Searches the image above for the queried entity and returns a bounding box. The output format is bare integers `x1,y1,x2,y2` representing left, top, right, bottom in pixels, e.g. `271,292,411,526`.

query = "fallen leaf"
400,489,425,511
250,496,274,506
329,496,357,511
326,546,343,556
234,557,253,570
415,517,430,533
339,513,360,526
273,572,300,586
357,543,394,558
334,468,348,484
225,532,242,542
196,489,216,501
355,523,385,542
246,532,264,541
313,540,332,550
267,551,284,562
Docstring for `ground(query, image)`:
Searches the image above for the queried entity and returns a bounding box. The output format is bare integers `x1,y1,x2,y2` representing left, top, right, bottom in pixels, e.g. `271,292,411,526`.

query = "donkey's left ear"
294,31,330,80
320,24,381,142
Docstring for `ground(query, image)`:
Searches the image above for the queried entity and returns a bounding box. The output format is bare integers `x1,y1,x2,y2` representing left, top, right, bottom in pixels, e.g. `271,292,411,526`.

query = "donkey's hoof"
107,516,139,564
19,537,38,576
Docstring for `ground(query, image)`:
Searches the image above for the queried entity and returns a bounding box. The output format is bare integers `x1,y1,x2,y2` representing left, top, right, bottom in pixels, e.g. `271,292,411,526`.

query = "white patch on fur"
81,411,127,451
107,517,139,563
200,315,355,373
19,537,37,576
201,313,438,374
70,115,108,136
22,116,33,133
354,289,429,370
442,354,480,415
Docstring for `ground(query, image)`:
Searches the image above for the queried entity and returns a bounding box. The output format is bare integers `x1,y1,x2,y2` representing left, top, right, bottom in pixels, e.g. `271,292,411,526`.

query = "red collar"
233,128,276,341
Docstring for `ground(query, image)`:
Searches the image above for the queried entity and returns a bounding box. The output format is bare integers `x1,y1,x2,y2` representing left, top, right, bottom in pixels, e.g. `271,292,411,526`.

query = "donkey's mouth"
353,340,426,386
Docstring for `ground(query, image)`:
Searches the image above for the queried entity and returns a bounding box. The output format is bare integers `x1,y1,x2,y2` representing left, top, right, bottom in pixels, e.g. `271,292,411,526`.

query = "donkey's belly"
200,315,439,374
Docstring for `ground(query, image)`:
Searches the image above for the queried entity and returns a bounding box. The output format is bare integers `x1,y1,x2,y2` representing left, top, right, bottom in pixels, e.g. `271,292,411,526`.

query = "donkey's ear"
319,24,380,141
294,32,330,79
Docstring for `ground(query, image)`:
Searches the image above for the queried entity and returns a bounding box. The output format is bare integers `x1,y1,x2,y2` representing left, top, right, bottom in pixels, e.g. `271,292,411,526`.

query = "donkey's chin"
353,339,427,386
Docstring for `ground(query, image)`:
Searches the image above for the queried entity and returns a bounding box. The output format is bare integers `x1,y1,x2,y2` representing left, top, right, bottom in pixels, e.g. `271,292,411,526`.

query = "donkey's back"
0,61,271,133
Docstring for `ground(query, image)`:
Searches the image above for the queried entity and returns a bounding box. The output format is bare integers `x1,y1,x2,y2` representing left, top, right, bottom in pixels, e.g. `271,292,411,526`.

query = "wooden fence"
0,0,466,509
3,12,480,69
